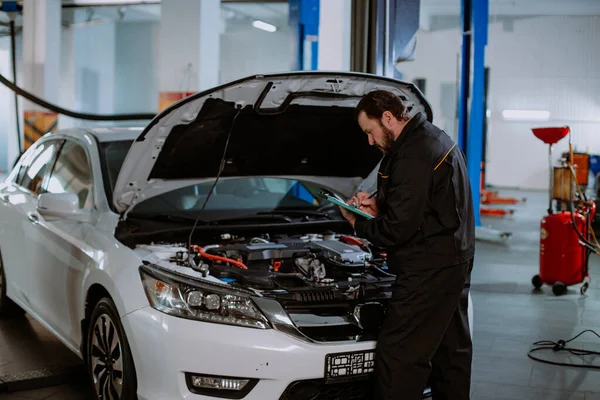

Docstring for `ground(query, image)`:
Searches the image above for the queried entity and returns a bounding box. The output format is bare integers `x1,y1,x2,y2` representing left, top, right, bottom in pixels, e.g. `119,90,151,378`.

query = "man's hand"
352,192,379,217
339,198,357,226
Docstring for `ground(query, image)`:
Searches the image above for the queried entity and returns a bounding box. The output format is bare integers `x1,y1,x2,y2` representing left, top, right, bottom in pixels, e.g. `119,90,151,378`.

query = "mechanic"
338,90,475,400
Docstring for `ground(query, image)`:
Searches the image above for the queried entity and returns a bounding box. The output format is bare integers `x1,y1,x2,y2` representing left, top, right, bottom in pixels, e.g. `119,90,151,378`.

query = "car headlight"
139,265,270,329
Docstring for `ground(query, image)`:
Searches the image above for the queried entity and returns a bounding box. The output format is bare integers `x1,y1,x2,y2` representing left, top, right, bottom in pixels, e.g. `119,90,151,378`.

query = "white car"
0,72,473,400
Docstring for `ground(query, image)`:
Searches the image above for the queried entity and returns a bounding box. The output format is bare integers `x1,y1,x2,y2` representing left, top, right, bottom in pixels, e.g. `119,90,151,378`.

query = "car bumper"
122,306,378,400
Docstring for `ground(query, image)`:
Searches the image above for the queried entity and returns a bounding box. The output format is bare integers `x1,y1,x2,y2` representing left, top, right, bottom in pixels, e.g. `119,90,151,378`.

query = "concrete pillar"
317,0,351,71
22,0,61,149
158,0,221,112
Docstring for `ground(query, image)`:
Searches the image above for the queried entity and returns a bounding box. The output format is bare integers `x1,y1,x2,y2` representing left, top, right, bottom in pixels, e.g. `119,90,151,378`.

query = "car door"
0,139,63,312
28,139,96,343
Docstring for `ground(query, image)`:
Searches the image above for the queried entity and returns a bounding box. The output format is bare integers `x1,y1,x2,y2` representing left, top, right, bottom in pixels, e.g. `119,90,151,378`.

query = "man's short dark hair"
354,90,410,121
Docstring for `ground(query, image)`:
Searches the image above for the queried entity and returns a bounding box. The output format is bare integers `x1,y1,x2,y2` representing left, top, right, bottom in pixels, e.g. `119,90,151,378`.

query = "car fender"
79,244,149,323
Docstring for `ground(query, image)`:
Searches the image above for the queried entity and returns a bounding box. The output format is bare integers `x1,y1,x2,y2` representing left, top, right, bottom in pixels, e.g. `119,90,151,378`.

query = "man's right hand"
352,192,379,217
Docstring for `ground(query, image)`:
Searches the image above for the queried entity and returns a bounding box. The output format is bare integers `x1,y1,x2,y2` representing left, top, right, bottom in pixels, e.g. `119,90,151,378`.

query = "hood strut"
186,105,243,253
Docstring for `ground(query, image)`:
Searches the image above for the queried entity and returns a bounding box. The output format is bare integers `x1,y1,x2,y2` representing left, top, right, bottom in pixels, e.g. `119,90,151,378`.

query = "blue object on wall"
289,0,320,71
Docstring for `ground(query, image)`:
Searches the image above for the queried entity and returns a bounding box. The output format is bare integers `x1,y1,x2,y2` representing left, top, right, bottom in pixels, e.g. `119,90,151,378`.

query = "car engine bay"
136,231,394,304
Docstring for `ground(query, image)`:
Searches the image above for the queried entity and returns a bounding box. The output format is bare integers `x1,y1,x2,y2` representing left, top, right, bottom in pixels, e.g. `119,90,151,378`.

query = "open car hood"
112,71,433,215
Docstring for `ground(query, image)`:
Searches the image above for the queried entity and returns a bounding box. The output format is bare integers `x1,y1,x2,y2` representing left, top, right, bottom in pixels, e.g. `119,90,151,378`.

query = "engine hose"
192,245,248,270
0,72,157,121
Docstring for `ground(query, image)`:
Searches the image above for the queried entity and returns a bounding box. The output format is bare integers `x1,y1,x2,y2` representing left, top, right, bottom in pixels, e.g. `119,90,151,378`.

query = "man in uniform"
338,90,475,400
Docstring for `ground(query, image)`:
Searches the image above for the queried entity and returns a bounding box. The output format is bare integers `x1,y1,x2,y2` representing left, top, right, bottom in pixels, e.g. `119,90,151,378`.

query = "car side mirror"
37,193,90,222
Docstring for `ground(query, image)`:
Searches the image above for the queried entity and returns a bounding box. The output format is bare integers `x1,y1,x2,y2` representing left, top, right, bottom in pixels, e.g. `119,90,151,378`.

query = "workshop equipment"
531,126,596,295
480,206,514,217
562,151,590,187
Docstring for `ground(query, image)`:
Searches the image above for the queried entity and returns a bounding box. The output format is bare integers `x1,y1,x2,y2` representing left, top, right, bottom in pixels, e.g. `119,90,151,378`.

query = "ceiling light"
502,109,550,121
252,20,277,32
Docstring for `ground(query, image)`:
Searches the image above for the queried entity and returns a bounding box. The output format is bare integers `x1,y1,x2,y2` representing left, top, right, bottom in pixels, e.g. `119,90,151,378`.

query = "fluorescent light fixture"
502,109,550,121
252,20,277,32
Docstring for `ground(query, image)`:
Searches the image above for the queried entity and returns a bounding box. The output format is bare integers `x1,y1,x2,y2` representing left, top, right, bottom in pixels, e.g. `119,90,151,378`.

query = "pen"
368,190,377,199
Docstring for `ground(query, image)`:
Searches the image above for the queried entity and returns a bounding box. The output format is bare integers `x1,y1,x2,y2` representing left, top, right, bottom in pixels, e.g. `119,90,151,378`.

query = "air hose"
3,21,157,123
0,72,156,121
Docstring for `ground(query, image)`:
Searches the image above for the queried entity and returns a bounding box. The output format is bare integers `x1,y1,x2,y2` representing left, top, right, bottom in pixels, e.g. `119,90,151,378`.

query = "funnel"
532,126,570,145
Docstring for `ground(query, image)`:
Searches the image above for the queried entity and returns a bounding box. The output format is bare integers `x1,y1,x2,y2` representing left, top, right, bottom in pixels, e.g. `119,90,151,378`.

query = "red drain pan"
532,126,570,145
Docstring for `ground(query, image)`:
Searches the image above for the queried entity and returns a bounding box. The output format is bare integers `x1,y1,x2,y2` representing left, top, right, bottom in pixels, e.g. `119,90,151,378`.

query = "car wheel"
87,297,138,400
0,251,25,317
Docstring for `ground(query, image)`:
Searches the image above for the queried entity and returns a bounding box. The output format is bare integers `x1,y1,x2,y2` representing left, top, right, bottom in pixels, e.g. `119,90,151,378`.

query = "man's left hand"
339,199,358,227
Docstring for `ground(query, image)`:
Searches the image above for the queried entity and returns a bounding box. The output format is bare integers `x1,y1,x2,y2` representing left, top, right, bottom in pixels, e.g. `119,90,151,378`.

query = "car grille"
299,290,337,303
283,301,387,343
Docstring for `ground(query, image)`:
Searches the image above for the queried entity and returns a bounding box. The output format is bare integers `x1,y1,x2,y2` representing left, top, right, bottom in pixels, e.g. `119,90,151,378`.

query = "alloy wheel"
91,313,124,399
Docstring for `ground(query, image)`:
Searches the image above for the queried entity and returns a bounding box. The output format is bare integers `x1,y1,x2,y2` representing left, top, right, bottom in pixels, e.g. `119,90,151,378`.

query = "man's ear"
381,111,394,127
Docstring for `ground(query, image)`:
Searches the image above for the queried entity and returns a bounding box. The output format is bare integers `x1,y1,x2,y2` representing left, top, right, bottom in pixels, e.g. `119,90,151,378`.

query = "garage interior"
1,0,600,399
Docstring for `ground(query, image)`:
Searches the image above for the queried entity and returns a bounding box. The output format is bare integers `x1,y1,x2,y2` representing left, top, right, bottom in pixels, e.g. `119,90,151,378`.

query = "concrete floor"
2,188,600,399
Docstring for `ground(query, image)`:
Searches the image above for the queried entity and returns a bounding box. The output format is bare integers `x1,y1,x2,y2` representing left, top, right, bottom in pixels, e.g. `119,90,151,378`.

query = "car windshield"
130,177,334,221
99,139,340,221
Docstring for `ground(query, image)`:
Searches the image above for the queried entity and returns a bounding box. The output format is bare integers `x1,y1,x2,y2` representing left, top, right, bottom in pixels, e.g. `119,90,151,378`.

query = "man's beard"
377,125,396,154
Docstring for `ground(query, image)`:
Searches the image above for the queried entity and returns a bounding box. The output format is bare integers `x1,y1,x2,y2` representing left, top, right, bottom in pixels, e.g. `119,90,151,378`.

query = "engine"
136,232,390,293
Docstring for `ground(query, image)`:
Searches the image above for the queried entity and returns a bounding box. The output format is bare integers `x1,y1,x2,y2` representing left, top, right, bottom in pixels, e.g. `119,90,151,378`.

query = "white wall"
58,19,118,130
397,27,462,141
115,22,160,114
219,19,295,84
400,15,600,191
73,22,117,116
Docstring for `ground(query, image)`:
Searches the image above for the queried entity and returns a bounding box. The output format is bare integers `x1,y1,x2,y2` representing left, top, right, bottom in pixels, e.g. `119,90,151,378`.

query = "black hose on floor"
529,329,600,369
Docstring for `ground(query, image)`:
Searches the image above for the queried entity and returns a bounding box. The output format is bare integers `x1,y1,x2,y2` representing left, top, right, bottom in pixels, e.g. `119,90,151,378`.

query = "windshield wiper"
127,212,198,224
256,210,333,220
207,214,293,225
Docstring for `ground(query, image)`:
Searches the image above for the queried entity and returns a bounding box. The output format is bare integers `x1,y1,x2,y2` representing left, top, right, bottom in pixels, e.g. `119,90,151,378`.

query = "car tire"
0,251,26,318
86,297,138,400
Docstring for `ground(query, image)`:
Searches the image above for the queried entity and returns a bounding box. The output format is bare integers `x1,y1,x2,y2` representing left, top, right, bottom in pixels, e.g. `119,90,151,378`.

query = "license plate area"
324,350,375,383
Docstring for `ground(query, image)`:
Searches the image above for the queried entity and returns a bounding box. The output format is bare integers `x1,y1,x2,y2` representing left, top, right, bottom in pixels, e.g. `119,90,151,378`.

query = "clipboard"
319,191,375,220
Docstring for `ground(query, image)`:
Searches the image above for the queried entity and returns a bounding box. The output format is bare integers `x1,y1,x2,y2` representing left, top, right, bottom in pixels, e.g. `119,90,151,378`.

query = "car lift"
457,0,511,243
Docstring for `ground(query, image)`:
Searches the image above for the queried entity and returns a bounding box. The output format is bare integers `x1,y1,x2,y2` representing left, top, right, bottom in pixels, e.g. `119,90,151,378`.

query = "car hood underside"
112,72,432,215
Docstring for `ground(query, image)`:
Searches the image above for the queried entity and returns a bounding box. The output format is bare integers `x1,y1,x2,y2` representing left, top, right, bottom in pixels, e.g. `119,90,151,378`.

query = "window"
17,141,61,196
130,177,326,221
46,141,94,209
98,140,133,195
